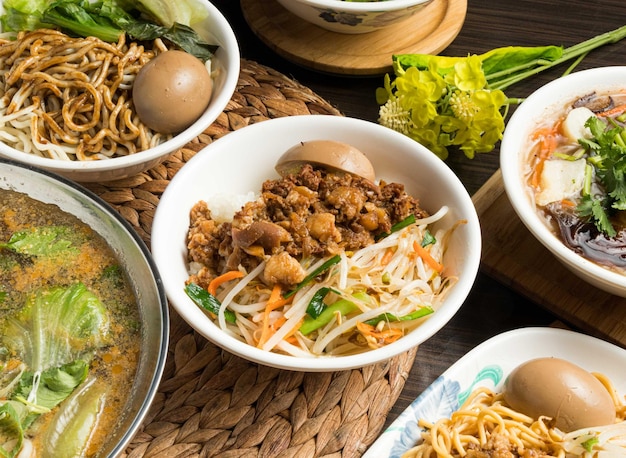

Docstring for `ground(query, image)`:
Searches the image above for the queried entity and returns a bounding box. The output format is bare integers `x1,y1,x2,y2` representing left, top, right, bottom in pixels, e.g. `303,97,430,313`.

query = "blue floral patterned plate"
364,327,626,458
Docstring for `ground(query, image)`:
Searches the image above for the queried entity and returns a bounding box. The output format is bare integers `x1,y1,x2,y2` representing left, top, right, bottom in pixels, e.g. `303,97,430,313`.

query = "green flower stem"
488,24,626,91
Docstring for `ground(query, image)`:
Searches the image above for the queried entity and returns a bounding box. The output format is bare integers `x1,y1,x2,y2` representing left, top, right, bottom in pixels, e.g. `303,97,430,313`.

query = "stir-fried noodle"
402,373,626,458
0,28,173,160
199,206,461,357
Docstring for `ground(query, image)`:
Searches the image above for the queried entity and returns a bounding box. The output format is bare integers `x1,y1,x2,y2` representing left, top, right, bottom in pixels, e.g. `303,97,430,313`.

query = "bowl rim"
0,157,170,454
500,65,626,292
0,0,241,176
286,0,432,12
152,114,482,372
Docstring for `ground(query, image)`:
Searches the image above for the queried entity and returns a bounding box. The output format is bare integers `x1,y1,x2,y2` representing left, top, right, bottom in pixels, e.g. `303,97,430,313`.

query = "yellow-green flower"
377,27,626,160
378,55,508,160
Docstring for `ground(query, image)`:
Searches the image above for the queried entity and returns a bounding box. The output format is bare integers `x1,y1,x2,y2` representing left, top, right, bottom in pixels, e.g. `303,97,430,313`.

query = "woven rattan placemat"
85,59,417,458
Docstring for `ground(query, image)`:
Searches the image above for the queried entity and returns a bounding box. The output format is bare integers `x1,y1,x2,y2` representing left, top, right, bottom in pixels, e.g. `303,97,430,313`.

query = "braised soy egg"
502,357,616,432
132,50,213,134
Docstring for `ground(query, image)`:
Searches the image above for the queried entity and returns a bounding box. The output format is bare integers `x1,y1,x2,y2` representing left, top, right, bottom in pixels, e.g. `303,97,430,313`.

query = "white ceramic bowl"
0,158,169,456
501,66,626,297
152,115,481,371
0,1,240,183
275,0,433,34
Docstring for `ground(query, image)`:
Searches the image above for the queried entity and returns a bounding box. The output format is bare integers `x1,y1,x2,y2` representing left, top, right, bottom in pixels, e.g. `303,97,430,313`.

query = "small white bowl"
152,115,481,371
275,0,434,34
501,66,626,297
0,1,240,183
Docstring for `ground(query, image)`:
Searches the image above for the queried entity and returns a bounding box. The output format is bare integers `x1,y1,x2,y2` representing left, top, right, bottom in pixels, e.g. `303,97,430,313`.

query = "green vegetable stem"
283,254,341,299
185,282,237,324
364,306,434,326
377,25,626,160
300,291,371,336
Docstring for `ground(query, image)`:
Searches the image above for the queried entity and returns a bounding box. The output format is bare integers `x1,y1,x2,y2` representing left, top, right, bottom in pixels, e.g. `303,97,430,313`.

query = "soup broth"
0,189,141,457
526,91,626,272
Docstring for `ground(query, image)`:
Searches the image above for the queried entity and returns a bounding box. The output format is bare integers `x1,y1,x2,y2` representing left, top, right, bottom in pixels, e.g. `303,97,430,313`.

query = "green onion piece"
283,254,341,299
305,287,332,319
581,437,599,453
420,229,436,248
364,306,434,326
185,282,236,324
300,291,370,336
375,214,416,241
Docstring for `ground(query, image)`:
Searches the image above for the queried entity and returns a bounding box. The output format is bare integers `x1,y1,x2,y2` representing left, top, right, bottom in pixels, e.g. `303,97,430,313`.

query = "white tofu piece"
535,159,586,206
562,106,595,142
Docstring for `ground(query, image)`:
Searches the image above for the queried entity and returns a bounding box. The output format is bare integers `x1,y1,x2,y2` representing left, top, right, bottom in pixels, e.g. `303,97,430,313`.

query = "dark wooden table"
212,0,626,430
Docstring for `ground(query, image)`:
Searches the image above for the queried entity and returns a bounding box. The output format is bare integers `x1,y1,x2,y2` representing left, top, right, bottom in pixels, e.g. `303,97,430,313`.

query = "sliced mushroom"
232,221,292,254
573,91,614,113
275,140,376,182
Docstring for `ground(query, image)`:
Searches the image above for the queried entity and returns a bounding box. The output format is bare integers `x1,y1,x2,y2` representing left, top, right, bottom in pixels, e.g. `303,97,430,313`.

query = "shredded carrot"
560,198,576,207
207,270,245,296
381,247,395,266
356,322,403,347
597,103,626,118
272,316,287,331
282,319,305,345
257,284,291,348
529,122,561,188
412,241,444,273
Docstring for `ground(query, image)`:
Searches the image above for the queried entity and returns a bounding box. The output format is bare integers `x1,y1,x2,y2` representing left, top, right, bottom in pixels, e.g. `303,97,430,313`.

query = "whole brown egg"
132,50,213,134
502,357,616,432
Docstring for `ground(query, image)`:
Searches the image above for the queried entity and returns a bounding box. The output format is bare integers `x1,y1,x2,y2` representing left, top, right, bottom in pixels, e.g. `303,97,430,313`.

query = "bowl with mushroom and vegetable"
151,115,482,372
275,0,434,34
0,0,240,182
500,66,626,297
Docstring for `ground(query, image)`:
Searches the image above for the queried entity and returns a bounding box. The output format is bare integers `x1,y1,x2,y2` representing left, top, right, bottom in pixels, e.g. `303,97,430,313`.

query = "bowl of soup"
275,0,434,34
151,115,482,372
0,158,168,456
501,66,626,297
0,0,240,183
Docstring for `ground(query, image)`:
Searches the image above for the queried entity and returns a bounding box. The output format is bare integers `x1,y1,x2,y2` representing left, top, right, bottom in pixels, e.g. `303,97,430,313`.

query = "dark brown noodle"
0,28,172,161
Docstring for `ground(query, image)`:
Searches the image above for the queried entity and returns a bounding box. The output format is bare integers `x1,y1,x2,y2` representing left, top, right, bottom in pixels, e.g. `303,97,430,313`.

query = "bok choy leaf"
1,283,110,373
0,0,218,61
41,377,106,458
13,360,88,412
0,401,25,458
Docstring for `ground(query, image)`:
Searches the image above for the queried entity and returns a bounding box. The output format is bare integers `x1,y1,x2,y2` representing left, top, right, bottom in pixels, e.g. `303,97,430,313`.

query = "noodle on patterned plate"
402,373,626,458
0,28,173,161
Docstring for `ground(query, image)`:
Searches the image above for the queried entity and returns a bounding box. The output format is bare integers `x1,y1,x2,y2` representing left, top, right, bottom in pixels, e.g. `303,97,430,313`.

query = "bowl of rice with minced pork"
151,115,481,372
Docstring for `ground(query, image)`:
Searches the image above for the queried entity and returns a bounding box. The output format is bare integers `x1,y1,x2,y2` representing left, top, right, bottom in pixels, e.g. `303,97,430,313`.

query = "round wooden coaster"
240,0,467,76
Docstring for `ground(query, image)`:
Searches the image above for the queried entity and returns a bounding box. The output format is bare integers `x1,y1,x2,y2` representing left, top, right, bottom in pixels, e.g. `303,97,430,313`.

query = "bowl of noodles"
365,327,626,457
0,0,240,183
500,66,626,297
151,115,482,371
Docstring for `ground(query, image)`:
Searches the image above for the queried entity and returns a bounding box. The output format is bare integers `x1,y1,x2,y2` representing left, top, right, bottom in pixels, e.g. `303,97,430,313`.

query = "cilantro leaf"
576,117,626,236
577,194,616,237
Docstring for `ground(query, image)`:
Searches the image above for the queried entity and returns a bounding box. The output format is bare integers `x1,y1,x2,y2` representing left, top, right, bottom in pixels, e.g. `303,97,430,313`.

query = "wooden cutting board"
473,170,626,348
240,0,467,75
